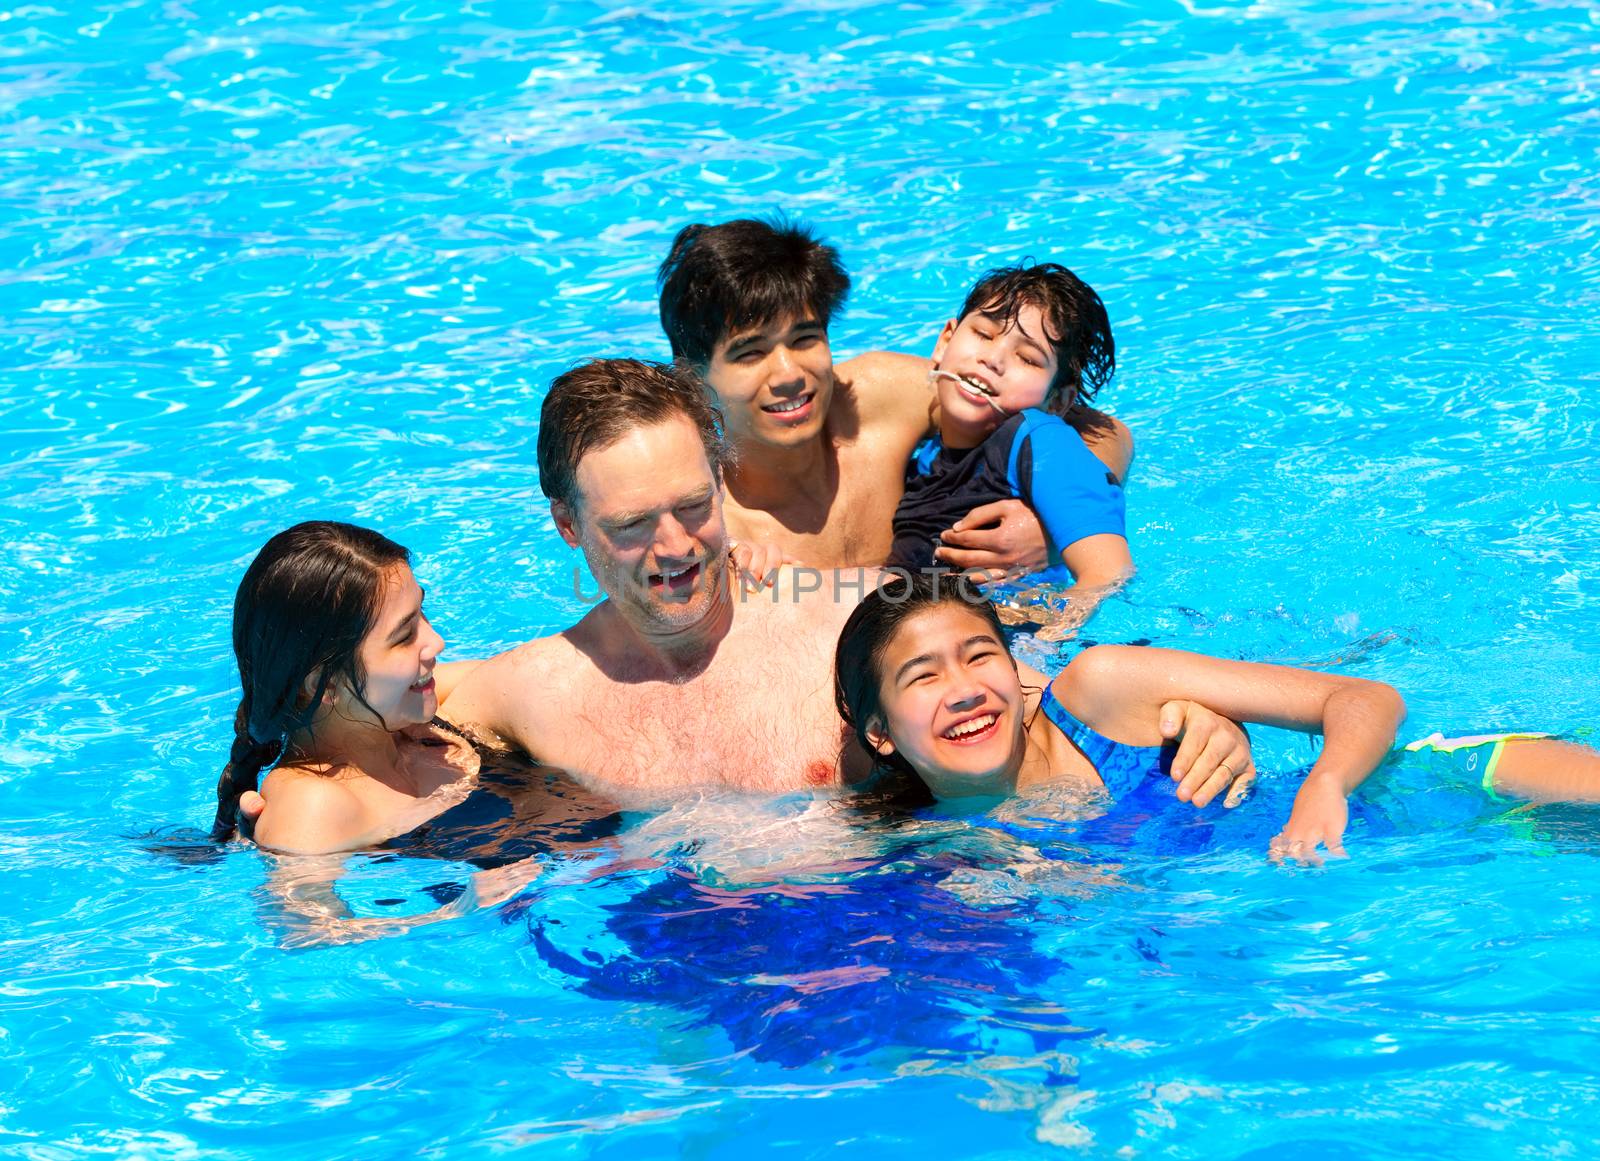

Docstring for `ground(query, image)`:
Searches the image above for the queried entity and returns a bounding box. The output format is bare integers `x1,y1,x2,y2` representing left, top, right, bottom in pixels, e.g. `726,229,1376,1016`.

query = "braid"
210,701,282,842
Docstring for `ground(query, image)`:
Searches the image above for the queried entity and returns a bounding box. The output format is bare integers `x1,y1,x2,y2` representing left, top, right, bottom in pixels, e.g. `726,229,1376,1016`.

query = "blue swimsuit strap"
1037,684,1171,801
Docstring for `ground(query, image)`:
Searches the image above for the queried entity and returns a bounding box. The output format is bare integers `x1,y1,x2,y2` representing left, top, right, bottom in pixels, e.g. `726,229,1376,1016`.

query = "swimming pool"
4,0,1599,1155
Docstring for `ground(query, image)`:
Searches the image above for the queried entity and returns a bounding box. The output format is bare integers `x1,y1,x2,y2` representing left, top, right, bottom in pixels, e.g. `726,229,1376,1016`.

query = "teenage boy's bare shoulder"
834,350,936,441
1080,409,1136,481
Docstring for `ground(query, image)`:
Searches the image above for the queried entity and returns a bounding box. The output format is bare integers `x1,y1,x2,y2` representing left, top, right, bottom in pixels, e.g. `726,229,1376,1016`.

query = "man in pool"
655,218,1134,575
434,357,877,800
431,359,1244,804
236,359,1246,820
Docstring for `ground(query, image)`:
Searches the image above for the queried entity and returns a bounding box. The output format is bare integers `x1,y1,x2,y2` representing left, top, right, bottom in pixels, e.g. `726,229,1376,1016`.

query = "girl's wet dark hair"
657,216,851,368
210,521,410,842
834,571,1009,776
957,262,1116,438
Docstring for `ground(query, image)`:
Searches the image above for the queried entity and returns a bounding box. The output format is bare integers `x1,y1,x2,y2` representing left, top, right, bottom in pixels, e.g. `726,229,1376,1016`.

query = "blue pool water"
4,0,1600,1155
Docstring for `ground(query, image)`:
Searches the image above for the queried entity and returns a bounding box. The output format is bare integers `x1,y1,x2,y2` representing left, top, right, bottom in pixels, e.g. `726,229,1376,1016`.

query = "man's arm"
434,659,485,706
436,644,549,757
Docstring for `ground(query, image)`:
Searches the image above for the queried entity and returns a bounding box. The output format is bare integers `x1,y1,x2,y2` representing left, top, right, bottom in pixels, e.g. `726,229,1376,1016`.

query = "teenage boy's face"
930,301,1058,447
704,314,835,450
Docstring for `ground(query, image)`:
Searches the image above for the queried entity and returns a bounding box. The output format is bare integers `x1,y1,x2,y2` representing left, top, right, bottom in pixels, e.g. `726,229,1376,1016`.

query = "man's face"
703,313,836,450
555,414,730,633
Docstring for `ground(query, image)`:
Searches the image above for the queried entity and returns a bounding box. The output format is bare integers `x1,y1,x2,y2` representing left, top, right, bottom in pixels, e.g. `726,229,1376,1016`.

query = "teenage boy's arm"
934,501,1052,577
845,352,1055,576
1081,412,1135,481
846,351,1134,574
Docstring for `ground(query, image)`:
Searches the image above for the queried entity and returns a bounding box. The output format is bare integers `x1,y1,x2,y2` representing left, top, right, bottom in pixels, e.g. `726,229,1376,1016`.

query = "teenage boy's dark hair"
537,358,731,511
657,217,851,367
959,263,1117,438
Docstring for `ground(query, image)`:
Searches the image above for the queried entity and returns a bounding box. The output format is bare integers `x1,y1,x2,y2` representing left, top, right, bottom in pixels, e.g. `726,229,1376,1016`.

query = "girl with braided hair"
213,521,480,855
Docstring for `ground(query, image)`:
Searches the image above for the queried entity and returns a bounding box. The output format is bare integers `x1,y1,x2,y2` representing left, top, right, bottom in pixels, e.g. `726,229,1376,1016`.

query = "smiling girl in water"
212,521,481,855
835,573,1600,859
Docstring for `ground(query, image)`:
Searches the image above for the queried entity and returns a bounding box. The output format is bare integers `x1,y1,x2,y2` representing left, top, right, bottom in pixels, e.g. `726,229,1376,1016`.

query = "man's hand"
934,500,1050,579
1270,776,1350,865
237,789,266,841
1160,700,1256,808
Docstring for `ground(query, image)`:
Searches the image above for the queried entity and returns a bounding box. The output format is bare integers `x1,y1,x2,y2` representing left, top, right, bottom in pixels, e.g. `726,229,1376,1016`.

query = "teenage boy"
656,218,1133,576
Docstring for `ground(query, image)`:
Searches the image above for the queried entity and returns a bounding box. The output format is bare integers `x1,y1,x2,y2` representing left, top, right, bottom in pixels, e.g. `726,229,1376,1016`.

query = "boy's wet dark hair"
537,358,731,512
958,262,1116,435
834,570,1007,777
212,521,409,842
657,217,851,368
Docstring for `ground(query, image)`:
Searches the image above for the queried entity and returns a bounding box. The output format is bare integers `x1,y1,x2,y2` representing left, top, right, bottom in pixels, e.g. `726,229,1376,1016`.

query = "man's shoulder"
444,621,592,725
467,614,598,674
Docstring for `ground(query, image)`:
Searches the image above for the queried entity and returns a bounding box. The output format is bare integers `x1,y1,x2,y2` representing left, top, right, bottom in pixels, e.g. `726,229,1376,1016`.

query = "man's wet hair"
957,262,1116,435
657,217,851,367
538,358,732,511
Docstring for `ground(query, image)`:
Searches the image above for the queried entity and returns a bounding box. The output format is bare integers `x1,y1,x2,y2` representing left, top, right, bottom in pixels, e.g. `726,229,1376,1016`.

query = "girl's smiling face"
930,301,1059,448
341,561,444,729
868,602,1028,797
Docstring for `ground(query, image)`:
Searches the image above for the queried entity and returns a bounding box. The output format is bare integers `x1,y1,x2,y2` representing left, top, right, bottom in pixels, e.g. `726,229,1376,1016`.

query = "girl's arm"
258,853,541,948
1055,645,1408,859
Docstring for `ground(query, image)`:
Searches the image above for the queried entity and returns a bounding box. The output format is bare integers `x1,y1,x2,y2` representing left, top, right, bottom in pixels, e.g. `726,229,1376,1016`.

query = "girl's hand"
1160,699,1257,808
471,855,543,907
1270,776,1350,864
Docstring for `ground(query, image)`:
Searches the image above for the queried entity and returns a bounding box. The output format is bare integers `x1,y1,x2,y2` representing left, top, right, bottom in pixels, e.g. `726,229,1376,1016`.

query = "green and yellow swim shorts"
1404,731,1553,802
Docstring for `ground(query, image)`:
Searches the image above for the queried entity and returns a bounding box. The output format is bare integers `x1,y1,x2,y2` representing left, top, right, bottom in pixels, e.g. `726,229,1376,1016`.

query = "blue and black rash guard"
889,409,1126,571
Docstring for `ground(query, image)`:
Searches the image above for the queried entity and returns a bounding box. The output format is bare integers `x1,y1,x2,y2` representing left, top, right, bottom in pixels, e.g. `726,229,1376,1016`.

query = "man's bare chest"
549,644,848,799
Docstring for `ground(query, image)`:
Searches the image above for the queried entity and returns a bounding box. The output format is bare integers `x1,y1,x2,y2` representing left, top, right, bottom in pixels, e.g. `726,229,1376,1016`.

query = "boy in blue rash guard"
889,263,1131,629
